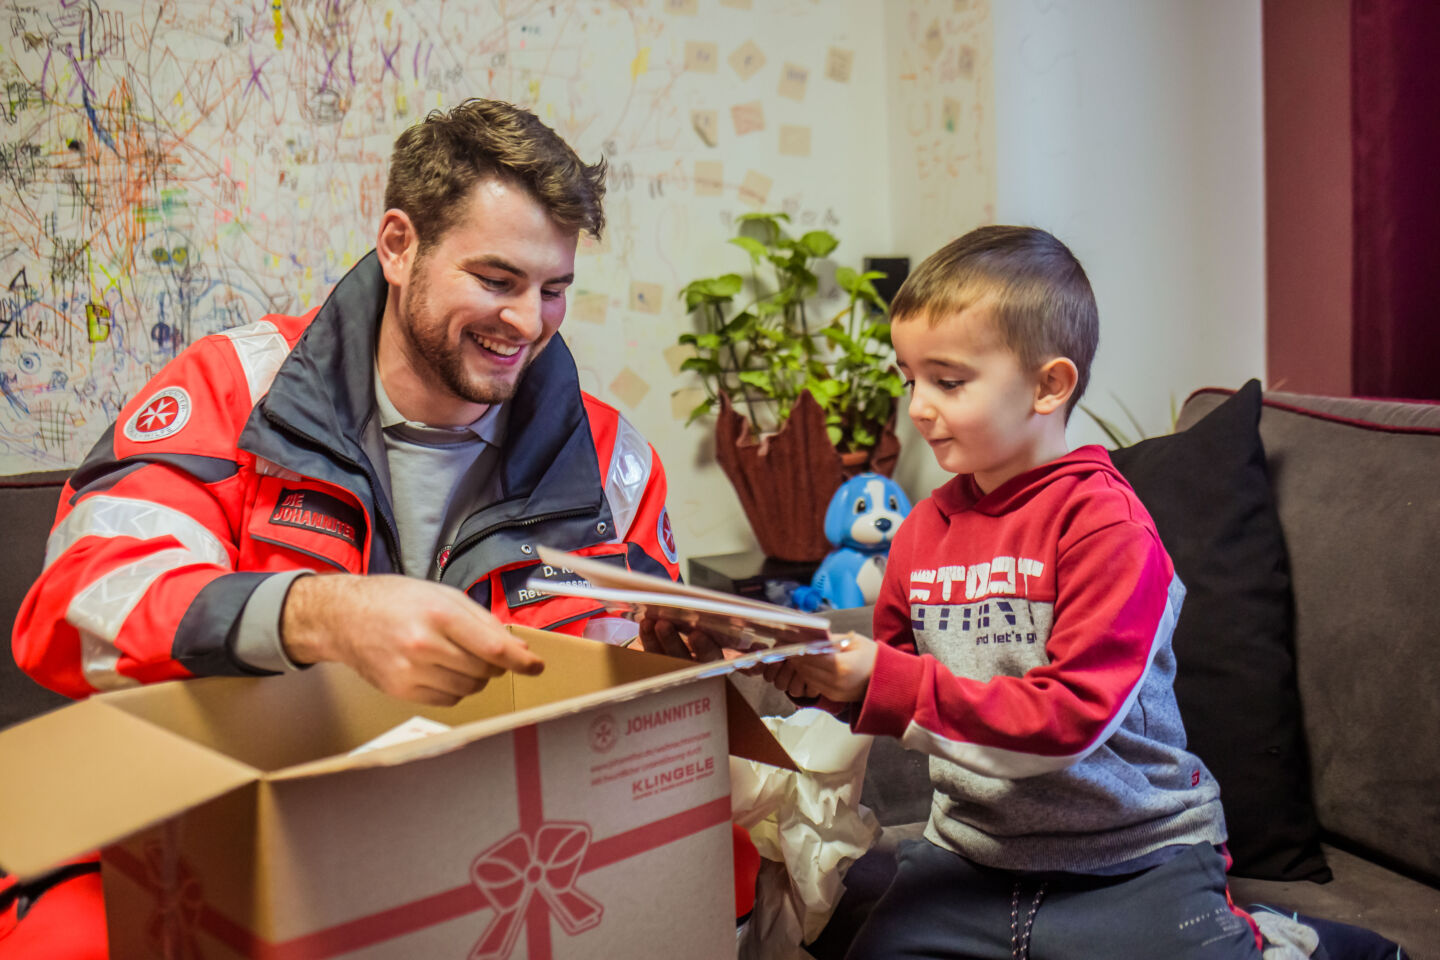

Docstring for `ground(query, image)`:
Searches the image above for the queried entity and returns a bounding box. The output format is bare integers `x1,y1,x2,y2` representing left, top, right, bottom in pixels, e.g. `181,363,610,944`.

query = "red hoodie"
856,446,1226,873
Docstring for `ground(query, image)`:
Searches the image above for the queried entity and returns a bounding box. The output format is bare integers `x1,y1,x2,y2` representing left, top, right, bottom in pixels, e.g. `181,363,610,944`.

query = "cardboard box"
0,627,799,958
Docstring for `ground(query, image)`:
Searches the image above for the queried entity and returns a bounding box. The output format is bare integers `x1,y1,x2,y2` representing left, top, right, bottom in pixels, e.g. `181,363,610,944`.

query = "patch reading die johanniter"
268,488,364,548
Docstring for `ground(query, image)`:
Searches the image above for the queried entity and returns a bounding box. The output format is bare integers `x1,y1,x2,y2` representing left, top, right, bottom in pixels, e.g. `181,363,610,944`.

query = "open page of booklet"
529,547,842,654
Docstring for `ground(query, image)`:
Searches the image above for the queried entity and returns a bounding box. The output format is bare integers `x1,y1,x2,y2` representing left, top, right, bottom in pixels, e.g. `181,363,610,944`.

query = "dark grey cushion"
1113,382,1327,881
1180,391,1440,886
0,471,71,730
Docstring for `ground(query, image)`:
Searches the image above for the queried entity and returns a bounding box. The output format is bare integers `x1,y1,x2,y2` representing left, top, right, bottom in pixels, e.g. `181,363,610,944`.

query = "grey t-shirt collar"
373,368,507,448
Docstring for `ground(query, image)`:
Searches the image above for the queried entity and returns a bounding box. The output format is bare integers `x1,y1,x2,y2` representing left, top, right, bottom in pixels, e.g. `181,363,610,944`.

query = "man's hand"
280,574,544,706
764,632,877,703
636,614,725,663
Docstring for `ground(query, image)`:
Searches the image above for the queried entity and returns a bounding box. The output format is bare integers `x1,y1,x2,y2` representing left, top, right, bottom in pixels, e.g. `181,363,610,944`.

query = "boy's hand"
763,631,878,703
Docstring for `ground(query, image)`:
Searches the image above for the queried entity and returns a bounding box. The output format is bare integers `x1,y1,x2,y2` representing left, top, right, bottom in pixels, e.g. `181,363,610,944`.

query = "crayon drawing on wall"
0,0,993,561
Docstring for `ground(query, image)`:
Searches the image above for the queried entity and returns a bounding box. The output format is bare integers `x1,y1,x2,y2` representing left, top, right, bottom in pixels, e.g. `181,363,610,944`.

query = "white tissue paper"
732,709,881,960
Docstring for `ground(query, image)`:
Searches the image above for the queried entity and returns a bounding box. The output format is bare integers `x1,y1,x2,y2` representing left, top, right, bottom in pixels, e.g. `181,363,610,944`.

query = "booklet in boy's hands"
527,546,844,654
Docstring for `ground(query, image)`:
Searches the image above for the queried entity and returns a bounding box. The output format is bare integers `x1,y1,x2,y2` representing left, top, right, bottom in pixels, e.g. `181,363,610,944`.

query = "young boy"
773,226,1263,959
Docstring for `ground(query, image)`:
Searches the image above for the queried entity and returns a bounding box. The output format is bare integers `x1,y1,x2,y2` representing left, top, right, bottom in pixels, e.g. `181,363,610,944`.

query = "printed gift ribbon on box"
139,830,206,960
107,723,732,959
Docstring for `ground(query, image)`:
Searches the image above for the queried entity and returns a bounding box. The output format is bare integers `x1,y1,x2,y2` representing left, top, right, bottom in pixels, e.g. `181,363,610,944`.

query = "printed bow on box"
143,836,204,960
107,722,730,959
469,821,603,959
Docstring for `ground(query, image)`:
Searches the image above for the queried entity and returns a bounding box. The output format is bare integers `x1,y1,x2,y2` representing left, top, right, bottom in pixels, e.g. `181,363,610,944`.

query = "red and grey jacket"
13,252,681,699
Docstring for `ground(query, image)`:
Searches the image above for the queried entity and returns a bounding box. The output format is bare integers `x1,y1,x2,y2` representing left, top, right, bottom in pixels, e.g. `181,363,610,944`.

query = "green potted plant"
675,212,907,561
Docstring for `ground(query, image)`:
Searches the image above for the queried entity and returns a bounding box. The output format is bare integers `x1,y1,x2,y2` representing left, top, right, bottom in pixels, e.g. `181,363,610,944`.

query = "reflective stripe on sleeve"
77,628,141,691
45,495,231,571
222,319,290,408
603,414,652,542
67,547,219,690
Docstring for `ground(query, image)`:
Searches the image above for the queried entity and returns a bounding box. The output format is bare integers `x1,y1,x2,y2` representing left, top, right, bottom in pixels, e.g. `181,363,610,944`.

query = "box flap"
267,628,804,779
725,678,800,771
0,699,260,880
509,626,801,770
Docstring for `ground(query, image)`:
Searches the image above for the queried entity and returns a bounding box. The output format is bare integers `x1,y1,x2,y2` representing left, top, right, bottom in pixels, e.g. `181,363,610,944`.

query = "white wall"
893,0,1268,499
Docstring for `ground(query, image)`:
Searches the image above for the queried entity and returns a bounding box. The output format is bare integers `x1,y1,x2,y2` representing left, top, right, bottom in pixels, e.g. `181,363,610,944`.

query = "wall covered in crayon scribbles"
0,0,995,564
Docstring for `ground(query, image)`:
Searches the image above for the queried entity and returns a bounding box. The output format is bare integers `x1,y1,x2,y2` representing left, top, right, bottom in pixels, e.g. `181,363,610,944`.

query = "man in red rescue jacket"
5,99,692,957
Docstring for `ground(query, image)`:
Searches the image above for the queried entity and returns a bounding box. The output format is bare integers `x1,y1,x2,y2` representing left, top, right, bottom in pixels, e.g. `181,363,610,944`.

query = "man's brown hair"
384,98,607,251
890,225,1099,415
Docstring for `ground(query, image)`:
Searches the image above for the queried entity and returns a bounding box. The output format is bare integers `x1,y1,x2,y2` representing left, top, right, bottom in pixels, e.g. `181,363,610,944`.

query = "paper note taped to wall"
732,101,765,136
729,40,766,80
694,160,724,196
692,109,719,147
779,125,811,157
943,97,962,133
826,47,854,82
573,291,609,325
664,343,697,376
630,281,664,314
958,44,976,79
778,63,808,101
685,41,718,73
739,170,773,208
609,367,650,409
922,20,944,60
671,388,708,423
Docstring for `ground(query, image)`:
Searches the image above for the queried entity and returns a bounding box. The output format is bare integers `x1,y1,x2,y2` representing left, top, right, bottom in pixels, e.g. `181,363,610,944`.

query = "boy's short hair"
384,98,607,252
890,226,1099,415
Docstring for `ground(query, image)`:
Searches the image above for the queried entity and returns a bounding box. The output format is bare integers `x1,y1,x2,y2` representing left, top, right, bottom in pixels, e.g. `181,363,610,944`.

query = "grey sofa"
1,470,71,732
1178,389,1439,956
735,387,1440,958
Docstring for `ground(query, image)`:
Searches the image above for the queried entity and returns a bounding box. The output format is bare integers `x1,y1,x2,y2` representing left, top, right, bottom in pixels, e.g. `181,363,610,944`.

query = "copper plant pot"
713,392,900,562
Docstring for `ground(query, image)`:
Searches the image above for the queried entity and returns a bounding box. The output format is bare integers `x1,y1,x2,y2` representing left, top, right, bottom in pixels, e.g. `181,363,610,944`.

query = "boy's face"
893,305,1055,493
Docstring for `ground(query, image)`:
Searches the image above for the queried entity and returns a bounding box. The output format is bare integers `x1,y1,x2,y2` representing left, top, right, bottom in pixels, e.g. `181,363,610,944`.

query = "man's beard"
399,268,537,408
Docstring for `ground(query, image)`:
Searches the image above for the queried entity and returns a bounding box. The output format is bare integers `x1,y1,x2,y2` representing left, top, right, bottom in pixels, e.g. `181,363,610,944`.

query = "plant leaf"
702,273,744,298
737,369,774,393
736,211,791,224
681,357,723,375
861,321,892,343
723,311,756,336
754,299,784,319
728,236,768,262
685,397,716,425
1078,403,1133,448
1112,393,1147,441
798,230,839,258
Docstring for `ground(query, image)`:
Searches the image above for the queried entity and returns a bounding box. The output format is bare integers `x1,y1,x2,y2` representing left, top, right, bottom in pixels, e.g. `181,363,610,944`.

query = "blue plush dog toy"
807,472,912,610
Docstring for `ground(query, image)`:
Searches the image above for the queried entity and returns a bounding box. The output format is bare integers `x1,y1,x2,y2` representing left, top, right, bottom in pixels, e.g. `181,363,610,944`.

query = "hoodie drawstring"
1010,879,1048,960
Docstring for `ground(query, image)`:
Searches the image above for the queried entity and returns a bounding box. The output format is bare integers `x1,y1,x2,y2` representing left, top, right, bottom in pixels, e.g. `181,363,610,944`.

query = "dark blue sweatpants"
844,839,1262,960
